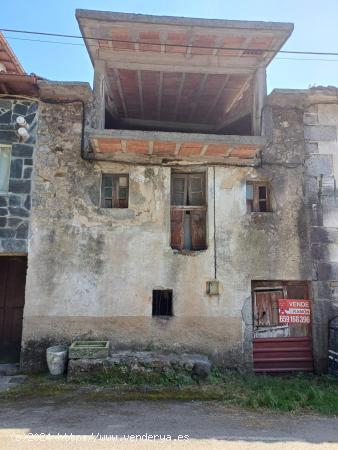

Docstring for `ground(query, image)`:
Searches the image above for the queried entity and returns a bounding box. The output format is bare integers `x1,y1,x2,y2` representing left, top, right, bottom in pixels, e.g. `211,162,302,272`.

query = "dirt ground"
0,398,338,450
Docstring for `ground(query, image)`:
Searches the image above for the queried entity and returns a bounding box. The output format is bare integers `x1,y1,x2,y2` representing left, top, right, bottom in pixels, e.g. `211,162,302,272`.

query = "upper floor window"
246,181,270,213
101,174,129,208
170,172,207,251
0,145,11,193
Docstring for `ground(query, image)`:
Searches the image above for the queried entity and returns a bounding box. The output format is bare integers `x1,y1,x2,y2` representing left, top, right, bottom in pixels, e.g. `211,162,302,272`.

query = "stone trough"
67,351,212,382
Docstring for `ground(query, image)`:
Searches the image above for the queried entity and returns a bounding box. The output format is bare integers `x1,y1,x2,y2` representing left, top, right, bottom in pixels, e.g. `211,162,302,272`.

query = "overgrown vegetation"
75,363,196,386
1,370,338,416
212,371,338,415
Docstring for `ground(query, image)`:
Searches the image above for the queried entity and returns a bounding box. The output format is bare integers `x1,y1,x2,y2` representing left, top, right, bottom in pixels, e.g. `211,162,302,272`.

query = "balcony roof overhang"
0,73,38,96
88,129,266,166
76,10,293,131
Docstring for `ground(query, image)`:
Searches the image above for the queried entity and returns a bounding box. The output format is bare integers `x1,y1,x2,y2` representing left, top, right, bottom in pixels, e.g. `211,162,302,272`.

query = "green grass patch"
210,371,338,415
1,370,338,416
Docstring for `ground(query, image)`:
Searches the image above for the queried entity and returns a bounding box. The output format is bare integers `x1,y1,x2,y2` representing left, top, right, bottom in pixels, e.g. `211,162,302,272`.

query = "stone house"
1,11,338,373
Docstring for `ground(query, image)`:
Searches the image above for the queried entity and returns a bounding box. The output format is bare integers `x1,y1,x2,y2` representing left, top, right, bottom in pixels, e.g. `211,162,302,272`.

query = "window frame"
246,181,271,213
170,171,207,252
100,173,129,209
0,144,11,194
152,289,173,317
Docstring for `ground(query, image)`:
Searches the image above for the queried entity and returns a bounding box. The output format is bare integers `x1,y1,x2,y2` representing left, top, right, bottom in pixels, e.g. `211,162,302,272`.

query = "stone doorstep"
0,375,27,392
0,363,20,376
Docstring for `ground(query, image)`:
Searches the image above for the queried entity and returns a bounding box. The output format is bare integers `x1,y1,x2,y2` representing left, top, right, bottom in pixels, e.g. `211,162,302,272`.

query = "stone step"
0,363,20,376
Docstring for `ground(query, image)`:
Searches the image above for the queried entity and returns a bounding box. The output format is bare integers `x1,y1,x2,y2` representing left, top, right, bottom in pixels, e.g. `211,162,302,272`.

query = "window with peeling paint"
170,172,207,251
0,145,11,193
246,181,271,213
101,174,129,208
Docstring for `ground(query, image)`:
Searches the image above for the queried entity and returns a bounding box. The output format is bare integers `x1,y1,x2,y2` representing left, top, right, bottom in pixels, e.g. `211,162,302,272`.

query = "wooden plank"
170,209,184,250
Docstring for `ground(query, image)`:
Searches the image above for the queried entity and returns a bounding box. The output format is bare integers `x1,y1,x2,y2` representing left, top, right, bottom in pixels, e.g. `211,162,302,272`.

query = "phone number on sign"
280,315,310,324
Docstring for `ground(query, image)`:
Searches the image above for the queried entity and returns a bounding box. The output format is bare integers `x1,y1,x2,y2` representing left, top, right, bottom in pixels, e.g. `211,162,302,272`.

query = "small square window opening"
101,174,129,208
152,290,173,316
246,181,270,213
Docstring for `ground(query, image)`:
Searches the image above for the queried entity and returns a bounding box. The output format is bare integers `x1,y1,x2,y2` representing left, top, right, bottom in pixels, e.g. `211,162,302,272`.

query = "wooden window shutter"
190,210,206,250
170,210,184,250
117,175,129,208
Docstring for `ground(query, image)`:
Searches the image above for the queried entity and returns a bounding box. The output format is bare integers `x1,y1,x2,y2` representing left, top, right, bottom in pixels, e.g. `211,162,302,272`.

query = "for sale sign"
278,299,311,325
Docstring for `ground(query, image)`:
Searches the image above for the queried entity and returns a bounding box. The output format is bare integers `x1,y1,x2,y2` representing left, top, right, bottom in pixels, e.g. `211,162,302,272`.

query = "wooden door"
0,256,27,362
252,282,313,373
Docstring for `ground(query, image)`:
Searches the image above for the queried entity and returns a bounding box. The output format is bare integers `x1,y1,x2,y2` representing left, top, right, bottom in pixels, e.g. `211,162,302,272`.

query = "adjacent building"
0,32,38,362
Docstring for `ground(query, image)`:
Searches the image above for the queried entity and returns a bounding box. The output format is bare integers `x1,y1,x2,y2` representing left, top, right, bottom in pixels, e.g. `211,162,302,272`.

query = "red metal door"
252,282,313,373
0,256,27,363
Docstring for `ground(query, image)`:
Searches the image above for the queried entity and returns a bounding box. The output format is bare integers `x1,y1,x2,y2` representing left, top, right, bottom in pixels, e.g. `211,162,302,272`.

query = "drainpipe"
213,166,217,280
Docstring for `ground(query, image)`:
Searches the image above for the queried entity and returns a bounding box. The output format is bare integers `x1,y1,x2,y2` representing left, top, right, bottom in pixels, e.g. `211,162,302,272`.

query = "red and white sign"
278,299,311,325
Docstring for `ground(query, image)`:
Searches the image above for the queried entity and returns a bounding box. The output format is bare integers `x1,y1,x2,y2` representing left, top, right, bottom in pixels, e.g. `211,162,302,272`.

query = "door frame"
0,253,28,363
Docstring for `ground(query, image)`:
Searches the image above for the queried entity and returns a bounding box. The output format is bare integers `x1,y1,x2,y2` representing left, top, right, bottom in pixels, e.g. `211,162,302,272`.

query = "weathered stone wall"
0,99,37,253
302,89,338,372
21,83,312,372
268,87,338,373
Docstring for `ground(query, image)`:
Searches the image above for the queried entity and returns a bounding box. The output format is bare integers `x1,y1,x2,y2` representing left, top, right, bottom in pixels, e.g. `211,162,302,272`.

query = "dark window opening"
170,172,207,251
152,290,173,316
246,181,270,213
101,174,129,208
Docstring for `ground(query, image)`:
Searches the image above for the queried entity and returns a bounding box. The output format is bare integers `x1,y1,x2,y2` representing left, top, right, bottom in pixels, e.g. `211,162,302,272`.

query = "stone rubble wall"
0,99,38,253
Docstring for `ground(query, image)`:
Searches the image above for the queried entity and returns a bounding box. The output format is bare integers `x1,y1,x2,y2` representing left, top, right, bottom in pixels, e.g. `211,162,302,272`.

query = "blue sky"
2,0,338,93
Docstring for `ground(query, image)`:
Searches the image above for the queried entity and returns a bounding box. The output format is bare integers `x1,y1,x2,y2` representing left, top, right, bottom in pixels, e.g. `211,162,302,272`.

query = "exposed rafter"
157,71,164,120
174,72,186,121
188,74,209,121
113,68,128,118
204,75,230,122
137,70,144,119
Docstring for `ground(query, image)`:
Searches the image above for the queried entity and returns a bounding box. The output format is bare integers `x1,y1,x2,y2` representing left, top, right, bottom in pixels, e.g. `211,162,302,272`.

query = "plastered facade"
21,83,313,371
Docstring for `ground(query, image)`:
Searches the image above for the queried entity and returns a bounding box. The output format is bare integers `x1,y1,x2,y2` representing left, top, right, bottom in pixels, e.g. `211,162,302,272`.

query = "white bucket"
46,345,68,376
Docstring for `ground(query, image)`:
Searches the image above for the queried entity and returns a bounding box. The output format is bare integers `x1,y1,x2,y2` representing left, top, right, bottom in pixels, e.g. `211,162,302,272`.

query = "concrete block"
304,125,337,142
318,104,338,126
311,227,338,244
317,262,338,280
305,154,333,176
303,112,318,125
305,143,318,154
318,142,338,155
